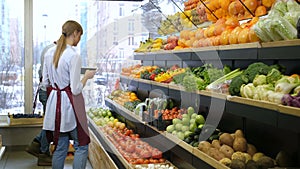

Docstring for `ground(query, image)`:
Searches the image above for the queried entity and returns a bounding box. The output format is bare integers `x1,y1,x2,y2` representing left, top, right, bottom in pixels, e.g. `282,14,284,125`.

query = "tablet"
81,67,97,74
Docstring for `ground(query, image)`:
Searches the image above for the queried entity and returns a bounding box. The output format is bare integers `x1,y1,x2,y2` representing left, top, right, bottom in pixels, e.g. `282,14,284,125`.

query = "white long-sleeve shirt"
42,45,83,132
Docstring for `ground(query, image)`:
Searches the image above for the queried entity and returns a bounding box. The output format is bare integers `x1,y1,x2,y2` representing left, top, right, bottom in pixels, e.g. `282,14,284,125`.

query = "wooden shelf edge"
261,39,300,48
0,146,6,160
277,105,300,117
226,95,279,111
198,90,227,100
89,128,120,169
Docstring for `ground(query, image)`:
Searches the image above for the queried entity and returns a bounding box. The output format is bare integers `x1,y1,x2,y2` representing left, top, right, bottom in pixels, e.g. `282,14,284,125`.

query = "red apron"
46,84,90,151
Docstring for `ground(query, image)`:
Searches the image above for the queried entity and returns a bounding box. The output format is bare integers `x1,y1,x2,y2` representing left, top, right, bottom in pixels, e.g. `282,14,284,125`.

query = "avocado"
194,128,202,134
184,137,192,144
193,141,199,147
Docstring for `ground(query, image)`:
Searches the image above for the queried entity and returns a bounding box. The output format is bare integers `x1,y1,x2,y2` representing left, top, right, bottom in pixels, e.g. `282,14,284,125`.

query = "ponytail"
53,34,67,68
52,20,83,69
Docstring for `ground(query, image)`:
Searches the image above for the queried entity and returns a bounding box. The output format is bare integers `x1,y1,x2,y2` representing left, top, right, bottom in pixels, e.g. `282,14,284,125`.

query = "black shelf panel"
134,53,156,60
258,46,300,60
219,48,258,60
191,50,220,61
225,101,278,127
277,113,300,133
155,52,192,61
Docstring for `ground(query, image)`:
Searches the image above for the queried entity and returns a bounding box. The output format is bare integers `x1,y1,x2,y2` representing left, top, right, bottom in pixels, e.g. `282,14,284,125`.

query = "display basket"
8,114,44,126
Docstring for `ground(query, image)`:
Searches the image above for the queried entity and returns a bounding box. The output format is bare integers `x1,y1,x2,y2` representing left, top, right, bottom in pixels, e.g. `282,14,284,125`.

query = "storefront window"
0,0,24,115
1,0,179,115
32,0,148,112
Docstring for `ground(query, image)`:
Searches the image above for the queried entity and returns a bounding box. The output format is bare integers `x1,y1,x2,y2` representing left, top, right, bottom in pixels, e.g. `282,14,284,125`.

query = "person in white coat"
42,20,95,169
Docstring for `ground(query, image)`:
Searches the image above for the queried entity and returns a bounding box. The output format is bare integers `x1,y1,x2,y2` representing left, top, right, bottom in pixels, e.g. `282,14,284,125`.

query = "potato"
275,151,294,167
256,156,275,169
245,160,259,169
232,151,246,163
212,140,221,149
219,133,234,147
219,158,232,167
230,159,246,169
243,153,252,163
219,144,234,159
247,144,257,156
208,147,226,161
235,129,244,138
233,137,247,152
198,141,212,153
252,152,264,162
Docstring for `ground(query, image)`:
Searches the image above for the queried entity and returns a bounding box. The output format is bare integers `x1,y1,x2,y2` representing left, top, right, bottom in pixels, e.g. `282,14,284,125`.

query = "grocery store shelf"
0,146,5,160
119,75,300,129
133,40,300,61
105,98,228,169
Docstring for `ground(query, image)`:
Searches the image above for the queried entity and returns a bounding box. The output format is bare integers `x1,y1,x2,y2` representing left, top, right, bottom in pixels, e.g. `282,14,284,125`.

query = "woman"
42,20,95,169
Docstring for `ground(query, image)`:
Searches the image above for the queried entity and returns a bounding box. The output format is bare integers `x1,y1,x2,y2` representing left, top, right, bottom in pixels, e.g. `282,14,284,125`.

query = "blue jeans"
36,89,49,154
35,130,49,154
52,128,89,169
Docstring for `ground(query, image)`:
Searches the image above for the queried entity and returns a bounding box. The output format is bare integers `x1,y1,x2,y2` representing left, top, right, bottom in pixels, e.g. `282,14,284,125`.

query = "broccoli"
243,62,271,82
266,68,282,85
229,74,249,96
229,62,285,96
253,74,267,86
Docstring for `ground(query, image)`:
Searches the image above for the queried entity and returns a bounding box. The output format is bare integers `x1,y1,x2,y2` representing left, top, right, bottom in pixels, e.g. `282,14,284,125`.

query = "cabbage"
264,18,284,41
284,12,300,27
253,20,272,42
272,16,297,40
287,0,300,12
273,0,288,16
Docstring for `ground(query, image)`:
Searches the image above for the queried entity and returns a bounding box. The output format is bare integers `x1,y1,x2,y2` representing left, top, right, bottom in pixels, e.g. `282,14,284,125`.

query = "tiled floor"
0,147,93,169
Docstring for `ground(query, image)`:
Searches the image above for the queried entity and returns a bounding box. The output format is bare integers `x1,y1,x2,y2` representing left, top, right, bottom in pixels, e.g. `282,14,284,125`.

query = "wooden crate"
9,116,44,126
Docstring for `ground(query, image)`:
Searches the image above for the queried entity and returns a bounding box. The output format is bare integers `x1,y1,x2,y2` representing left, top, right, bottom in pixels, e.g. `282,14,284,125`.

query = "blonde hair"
53,20,83,68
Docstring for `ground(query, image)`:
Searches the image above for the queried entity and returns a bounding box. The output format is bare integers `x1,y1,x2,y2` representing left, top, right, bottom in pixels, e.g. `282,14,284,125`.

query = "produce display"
166,107,213,146
101,124,167,165
88,107,179,168
134,0,300,53
196,129,295,168
158,13,183,36
107,89,141,108
253,0,300,42
88,107,116,126
121,61,300,109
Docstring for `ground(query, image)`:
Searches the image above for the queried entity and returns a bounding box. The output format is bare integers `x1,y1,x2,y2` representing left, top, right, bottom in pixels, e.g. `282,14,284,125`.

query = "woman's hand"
84,70,96,79
81,70,96,87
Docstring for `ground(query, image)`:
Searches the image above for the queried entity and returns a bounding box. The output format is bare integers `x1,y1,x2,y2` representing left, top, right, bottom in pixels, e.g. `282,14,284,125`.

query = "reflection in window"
1,0,148,115
0,0,24,115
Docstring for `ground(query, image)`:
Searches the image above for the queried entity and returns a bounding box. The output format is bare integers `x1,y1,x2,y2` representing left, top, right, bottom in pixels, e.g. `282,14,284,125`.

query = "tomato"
140,150,152,159
143,159,150,164
159,158,166,163
152,150,162,159
125,144,135,153
152,159,159,163
129,158,137,164
135,158,144,164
